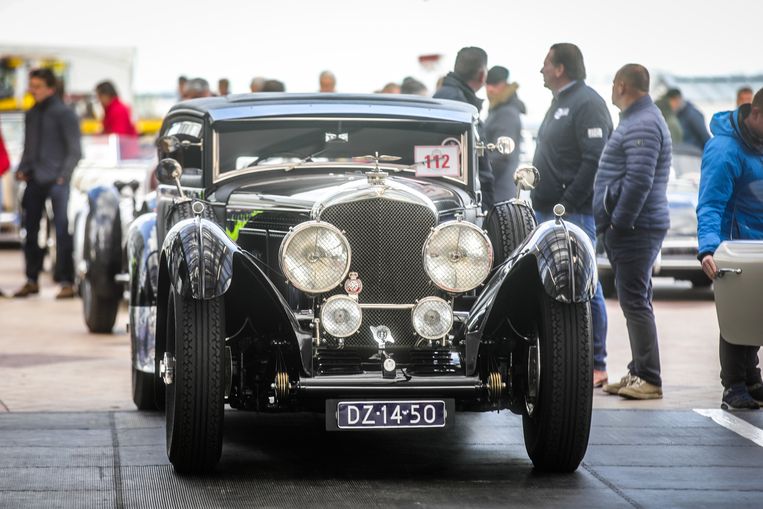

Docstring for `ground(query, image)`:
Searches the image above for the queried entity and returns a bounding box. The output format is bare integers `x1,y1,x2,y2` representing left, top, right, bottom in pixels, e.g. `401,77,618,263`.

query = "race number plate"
414,145,460,177
334,400,448,429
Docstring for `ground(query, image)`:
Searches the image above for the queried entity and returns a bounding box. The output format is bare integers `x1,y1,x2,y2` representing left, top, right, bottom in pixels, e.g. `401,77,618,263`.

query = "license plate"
335,400,448,429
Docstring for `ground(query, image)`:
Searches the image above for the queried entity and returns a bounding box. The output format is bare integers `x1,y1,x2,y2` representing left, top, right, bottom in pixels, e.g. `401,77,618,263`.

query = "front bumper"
297,374,484,398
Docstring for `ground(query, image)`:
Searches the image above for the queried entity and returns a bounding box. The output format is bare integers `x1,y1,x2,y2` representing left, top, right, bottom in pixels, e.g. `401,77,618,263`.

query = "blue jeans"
536,211,608,371
603,227,666,386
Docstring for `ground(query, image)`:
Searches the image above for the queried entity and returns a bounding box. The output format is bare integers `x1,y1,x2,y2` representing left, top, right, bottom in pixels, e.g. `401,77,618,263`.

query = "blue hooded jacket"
697,106,763,257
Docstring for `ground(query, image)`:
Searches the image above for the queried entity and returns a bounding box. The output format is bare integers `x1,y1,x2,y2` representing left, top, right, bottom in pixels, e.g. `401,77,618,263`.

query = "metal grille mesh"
320,198,437,347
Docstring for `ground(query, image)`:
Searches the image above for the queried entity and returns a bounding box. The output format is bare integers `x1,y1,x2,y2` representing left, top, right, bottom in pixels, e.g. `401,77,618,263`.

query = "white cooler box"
714,240,763,346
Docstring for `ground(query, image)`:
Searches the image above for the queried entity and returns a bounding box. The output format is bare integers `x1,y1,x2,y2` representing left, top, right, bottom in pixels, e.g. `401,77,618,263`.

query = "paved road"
3,247,763,508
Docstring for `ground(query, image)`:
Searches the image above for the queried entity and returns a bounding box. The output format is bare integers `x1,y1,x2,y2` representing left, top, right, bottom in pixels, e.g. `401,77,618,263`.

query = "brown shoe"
13,282,40,298
603,373,634,395
593,370,608,388
56,285,75,299
618,376,663,400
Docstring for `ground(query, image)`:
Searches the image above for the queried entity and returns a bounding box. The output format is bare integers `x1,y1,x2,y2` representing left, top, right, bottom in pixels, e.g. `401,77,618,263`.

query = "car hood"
225,172,468,218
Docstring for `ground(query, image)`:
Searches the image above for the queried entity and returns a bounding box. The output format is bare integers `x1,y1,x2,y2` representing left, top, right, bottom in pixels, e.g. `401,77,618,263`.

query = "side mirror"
513,165,540,192
477,136,516,157
156,158,186,198
157,135,181,154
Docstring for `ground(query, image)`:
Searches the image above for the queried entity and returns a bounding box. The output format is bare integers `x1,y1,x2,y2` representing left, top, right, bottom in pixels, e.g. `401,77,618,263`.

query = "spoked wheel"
164,286,226,473
522,293,593,472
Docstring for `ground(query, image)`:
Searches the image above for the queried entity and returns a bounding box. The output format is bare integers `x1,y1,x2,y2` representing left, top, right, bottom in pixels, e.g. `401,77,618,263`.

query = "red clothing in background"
102,98,137,136
0,126,10,176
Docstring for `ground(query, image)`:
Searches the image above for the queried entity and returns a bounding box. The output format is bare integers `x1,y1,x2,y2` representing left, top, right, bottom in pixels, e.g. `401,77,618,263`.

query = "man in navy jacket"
594,64,671,400
666,88,710,151
533,43,611,388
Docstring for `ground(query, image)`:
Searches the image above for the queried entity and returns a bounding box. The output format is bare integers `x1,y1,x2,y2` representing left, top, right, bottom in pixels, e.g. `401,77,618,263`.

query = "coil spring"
487,371,503,404
275,371,290,402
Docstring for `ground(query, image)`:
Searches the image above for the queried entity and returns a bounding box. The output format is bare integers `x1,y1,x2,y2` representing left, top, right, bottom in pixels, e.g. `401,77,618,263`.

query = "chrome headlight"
279,221,351,294
423,221,493,293
412,297,453,339
320,295,362,337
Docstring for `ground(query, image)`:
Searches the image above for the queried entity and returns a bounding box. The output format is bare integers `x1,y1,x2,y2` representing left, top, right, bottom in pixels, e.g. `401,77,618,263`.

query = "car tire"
522,293,593,472
484,200,537,266
81,277,119,333
132,365,157,410
165,286,226,474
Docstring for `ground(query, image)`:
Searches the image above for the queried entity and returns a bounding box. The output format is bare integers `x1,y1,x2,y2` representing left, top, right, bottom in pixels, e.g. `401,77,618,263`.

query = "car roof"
168,93,478,124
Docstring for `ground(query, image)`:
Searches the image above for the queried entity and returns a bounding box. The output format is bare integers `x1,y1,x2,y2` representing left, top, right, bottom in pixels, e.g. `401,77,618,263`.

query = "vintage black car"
126,93,597,474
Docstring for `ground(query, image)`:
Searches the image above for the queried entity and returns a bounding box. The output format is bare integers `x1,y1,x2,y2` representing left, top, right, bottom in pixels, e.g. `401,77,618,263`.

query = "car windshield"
215,119,469,177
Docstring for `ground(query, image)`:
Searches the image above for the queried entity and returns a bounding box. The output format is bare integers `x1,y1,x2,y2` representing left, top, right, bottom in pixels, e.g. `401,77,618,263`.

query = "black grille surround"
319,197,438,349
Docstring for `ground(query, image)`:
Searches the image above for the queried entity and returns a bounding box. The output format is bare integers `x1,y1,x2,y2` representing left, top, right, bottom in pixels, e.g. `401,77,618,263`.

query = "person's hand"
15,171,27,182
701,254,718,280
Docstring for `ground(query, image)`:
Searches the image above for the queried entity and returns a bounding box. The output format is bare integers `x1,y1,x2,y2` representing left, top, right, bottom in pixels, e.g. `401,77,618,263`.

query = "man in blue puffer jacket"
594,64,671,400
697,87,763,410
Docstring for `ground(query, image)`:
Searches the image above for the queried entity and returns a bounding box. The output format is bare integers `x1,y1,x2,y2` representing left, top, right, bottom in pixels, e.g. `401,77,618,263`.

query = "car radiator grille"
319,198,437,348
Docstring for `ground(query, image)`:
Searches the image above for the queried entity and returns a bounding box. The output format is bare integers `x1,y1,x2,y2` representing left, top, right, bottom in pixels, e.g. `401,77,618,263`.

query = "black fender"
161,216,235,300
127,213,159,374
227,251,314,376
463,218,596,374
127,213,159,306
154,232,312,377
85,185,122,297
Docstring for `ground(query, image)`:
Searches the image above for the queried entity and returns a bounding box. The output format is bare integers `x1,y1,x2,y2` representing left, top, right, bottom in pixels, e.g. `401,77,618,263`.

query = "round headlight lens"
412,297,453,339
279,221,351,294
423,221,493,293
321,295,363,337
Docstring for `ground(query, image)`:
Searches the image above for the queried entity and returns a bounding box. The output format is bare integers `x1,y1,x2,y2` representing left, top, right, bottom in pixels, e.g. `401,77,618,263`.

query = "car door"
713,240,763,346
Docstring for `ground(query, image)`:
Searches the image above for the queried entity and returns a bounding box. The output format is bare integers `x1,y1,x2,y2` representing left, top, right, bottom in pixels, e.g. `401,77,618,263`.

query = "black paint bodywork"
131,94,597,414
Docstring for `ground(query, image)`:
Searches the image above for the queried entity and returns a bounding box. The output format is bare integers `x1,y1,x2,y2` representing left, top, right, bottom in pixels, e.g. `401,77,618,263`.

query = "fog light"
320,295,362,337
412,297,453,339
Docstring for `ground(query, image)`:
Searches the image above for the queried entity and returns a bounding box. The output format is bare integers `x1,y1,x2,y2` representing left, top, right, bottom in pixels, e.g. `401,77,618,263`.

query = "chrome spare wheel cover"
525,337,540,417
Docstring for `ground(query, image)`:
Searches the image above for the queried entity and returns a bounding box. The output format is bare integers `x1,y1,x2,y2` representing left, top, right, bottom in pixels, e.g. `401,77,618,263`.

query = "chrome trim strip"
218,117,442,123
238,227,289,235
358,303,416,310
213,130,220,182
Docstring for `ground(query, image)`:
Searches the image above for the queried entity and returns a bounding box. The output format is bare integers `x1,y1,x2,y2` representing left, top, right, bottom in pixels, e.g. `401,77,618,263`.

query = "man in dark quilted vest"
594,64,671,400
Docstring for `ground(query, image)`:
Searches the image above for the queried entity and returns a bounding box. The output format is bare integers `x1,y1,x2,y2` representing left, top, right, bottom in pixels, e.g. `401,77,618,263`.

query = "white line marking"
694,408,763,447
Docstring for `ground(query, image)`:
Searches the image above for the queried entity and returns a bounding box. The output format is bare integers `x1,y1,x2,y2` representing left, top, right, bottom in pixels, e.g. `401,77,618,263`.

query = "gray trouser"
603,227,667,386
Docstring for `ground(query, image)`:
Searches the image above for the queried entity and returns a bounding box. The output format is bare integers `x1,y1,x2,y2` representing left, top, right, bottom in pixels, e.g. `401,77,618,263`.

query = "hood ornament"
362,152,401,185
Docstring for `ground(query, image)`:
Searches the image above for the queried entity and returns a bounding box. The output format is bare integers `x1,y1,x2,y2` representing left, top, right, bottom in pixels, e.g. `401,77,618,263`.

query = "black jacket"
434,73,495,210
531,81,612,214
18,95,81,185
485,85,525,201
